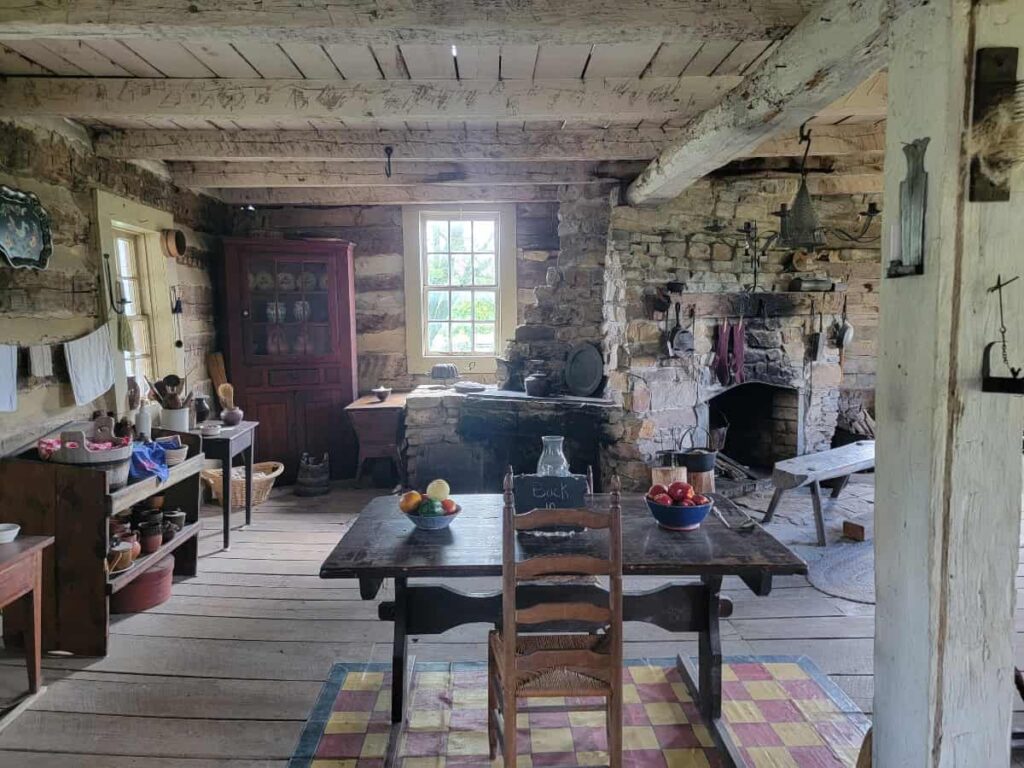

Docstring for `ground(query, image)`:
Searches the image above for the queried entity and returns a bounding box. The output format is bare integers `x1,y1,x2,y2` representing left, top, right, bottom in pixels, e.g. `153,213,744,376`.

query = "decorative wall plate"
0,185,52,270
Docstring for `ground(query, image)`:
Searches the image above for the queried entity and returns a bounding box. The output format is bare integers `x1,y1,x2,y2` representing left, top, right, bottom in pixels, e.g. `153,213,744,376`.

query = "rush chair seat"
487,469,623,768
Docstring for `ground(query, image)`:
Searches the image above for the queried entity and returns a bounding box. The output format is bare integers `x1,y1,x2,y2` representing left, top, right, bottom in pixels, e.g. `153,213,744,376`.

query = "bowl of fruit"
645,481,713,531
398,479,461,530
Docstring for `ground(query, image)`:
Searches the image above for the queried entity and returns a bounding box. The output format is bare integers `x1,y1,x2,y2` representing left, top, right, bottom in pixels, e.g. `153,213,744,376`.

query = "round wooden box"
111,555,174,614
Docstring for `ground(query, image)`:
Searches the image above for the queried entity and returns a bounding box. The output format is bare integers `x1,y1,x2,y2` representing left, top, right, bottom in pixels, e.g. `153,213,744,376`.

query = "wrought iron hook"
103,253,130,316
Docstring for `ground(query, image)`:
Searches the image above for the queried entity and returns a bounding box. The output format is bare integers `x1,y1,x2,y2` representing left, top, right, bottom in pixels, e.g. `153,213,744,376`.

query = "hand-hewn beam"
626,0,890,205
95,128,676,162
170,160,646,188
0,77,740,122
0,1,813,44
212,184,605,206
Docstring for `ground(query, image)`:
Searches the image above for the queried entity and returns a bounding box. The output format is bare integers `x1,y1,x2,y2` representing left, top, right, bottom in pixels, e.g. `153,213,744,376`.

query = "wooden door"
242,392,296,472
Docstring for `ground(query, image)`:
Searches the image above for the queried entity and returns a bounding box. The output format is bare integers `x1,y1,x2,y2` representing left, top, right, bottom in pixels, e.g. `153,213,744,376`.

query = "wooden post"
874,1,1024,765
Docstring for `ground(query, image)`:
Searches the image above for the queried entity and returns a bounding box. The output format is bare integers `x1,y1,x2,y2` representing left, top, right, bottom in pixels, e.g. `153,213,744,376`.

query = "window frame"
403,204,517,376
96,190,181,414
113,227,157,384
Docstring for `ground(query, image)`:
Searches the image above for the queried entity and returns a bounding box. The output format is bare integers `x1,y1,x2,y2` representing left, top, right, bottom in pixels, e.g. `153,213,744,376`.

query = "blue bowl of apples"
645,481,713,531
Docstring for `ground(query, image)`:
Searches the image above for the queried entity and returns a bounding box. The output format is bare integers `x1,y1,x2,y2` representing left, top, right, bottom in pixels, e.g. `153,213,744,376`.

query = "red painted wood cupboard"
222,238,358,482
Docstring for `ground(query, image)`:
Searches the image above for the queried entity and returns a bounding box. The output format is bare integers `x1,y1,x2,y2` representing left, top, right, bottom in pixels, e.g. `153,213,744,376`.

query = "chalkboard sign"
513,474,588,514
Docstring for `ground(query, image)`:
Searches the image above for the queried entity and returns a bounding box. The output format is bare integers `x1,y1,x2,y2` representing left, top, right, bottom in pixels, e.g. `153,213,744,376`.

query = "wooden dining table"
320,492,806,766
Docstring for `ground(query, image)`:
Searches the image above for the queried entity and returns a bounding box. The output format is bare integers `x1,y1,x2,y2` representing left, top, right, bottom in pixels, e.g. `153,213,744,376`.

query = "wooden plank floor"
0,483,1016,766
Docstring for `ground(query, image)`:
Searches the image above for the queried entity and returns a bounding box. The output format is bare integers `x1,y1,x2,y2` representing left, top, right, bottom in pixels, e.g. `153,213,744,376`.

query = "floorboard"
0,481,1013,764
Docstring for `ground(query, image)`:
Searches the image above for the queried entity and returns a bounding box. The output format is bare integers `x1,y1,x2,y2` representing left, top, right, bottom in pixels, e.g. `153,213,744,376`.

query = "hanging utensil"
673,304,695,355
837,295,855,348
668,302,683,356
807,298,825,362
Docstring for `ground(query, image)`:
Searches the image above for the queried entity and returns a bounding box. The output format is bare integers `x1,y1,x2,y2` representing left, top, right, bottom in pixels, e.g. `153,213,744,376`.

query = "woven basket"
201,461,284,507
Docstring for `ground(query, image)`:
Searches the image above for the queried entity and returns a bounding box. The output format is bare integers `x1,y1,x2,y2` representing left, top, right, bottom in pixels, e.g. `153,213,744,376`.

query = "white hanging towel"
64,324,114,406
28,345,53,377
0,345,15,412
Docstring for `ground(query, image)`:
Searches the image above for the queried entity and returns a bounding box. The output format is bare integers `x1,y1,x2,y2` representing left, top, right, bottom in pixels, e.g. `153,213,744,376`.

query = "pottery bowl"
404,504,461,531
0,524,20,543
163,509,186,530
372,386,392,402
645,498,712,531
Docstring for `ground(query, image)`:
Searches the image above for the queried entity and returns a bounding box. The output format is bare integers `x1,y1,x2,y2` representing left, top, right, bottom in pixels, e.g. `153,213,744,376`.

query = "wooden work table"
345,392,408,484
321,492,806,767
0,536,53,698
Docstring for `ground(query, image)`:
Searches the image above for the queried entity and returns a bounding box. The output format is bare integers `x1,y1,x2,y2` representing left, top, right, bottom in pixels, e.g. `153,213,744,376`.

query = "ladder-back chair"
487,470,623,767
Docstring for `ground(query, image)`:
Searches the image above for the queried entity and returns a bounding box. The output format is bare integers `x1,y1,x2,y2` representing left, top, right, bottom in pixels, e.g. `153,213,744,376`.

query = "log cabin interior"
0,1,1019,766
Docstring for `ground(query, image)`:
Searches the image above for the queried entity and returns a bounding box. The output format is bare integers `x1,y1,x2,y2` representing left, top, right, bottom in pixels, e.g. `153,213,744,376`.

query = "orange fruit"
399,491,423,514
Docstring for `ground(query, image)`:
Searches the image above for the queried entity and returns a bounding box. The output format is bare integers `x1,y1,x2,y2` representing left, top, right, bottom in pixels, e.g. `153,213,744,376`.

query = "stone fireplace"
708,383,803,468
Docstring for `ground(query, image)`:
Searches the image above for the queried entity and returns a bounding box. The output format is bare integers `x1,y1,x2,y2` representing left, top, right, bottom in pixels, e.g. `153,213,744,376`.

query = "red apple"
693,494,709,505
667,481,693,502
647,484,669,499
681,499,696,507
651,493,673,507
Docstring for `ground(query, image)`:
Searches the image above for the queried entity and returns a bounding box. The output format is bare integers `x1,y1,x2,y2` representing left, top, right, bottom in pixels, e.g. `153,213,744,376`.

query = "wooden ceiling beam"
0,1,814,45
626,0,890,205
95,128,677,162
213,184,595,206
0,76,740,122
170,160,646,188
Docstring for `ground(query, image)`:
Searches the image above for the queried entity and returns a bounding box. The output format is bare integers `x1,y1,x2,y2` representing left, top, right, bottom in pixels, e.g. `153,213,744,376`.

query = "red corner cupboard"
222,238,358,482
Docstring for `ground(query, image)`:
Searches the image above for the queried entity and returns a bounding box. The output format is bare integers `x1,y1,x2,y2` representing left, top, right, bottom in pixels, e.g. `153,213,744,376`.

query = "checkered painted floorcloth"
289,656,869,768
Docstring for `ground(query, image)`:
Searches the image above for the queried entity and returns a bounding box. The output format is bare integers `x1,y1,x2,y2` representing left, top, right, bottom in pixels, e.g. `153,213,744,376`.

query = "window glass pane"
473,220,495,253
427,291,449,320
449,220,470,252
474,290,496,322
116,237,134,277
427,322,449,353
426,253,449,286
451,323,473,353
475,323,495,353
451,254,473,286
426,220,448,252
120,279,138,316
128,318,151,354
450,290,473,321
473,253,496,285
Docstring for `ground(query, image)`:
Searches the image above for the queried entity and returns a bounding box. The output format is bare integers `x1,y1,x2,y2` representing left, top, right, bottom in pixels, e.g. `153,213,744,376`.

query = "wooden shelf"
107,453,206,515
107,521,200,595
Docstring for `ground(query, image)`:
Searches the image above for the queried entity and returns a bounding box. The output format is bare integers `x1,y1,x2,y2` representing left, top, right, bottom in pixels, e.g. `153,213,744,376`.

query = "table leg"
762,487,784,524
244,444,254,528
698,574,723,719
24,554,41,694
810,480,827,547
222,459,232,550
391,576,409,724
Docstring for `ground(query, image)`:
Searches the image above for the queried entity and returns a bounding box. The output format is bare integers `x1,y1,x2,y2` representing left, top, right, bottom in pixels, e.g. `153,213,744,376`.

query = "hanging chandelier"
772,124,882,250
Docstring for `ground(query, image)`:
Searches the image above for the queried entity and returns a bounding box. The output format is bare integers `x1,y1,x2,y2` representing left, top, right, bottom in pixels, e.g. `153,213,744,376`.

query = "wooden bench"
762,440,875,546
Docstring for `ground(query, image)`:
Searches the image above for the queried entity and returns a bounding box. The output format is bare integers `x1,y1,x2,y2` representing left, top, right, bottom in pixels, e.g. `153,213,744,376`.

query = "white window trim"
96,190,182,414
402,204,517,376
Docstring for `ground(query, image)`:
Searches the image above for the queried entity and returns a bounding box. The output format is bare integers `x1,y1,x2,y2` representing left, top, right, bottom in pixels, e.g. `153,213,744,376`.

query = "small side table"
0,536,53,697
345,393,407,486
195,421,258,550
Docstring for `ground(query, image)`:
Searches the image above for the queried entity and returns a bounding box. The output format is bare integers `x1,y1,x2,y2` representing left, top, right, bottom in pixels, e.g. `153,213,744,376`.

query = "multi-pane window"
114,229,155,383
420,214,499,355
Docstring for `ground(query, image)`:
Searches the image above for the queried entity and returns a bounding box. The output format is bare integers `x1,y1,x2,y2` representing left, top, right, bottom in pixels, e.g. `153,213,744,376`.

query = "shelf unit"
0,429,203,656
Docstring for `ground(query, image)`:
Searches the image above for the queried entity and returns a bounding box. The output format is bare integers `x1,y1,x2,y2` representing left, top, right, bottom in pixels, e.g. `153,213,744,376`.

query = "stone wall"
506,186,617,392
0,119,228,455
233,202,561,393
602,171,881,488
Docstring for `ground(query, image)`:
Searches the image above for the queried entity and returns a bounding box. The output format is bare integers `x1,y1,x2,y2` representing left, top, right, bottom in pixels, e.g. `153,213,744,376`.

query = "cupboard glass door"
242,253,338,365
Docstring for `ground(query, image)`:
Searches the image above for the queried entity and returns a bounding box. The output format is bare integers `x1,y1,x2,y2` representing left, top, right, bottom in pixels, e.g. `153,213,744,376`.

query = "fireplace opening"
707,383,803,470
